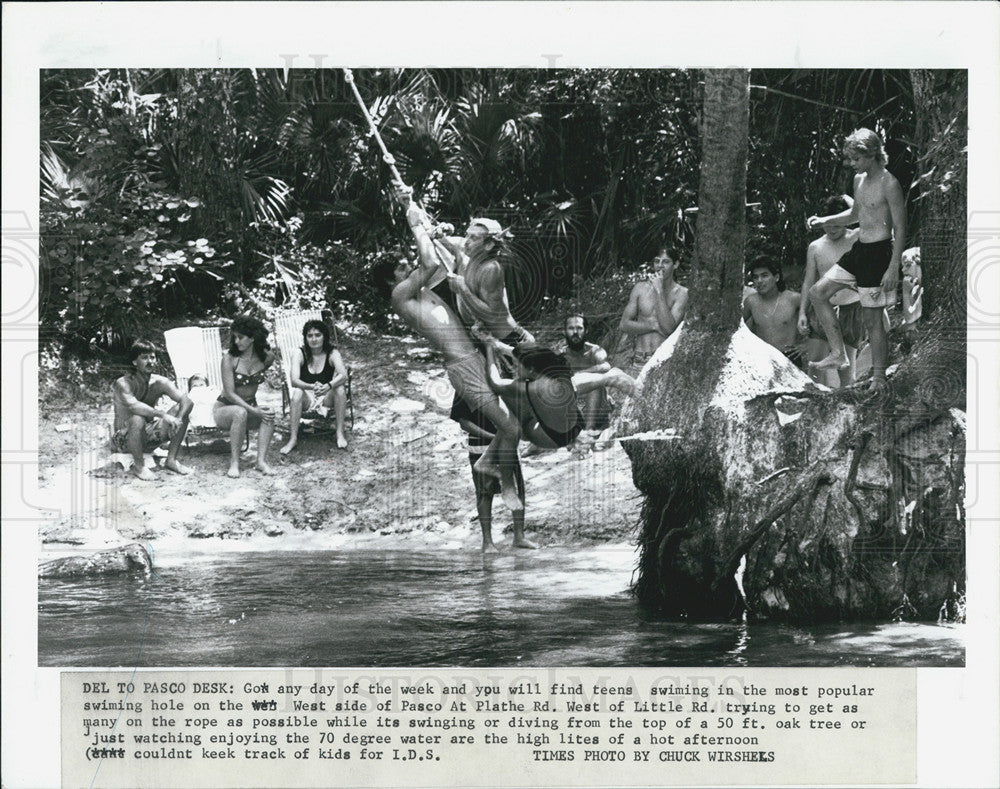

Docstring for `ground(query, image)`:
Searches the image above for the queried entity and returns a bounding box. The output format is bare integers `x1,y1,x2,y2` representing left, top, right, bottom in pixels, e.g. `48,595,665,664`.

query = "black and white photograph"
33,64,967,668
3,2,999,788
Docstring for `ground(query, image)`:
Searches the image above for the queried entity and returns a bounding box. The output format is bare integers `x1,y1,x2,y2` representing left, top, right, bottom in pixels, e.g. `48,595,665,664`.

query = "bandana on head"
470,217,505,238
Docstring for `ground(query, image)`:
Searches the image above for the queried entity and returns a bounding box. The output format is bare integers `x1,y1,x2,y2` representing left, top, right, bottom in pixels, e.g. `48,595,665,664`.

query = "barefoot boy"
799,195,864,387
112,340,193,480
743,258,804,368
807,128,906,391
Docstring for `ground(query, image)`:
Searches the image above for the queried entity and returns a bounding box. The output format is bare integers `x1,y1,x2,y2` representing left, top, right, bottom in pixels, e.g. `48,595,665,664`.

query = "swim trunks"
111,415,177,453
445,353,499,415
824,238,898,308
524,380,584,448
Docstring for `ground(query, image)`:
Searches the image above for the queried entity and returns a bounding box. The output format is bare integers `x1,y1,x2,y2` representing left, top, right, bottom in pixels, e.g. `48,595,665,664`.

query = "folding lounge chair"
163,325,248,449
273,308,354,430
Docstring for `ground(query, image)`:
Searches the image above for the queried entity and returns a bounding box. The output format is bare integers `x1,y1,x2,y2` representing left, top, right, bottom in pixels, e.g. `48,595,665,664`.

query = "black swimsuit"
300,354,334,385
217,363,267,406
524,380,584,448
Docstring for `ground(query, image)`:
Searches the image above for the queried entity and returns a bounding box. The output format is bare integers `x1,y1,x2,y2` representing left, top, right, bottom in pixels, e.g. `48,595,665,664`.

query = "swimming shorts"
445,353,499,415
111,415,177,453
824,238,898,308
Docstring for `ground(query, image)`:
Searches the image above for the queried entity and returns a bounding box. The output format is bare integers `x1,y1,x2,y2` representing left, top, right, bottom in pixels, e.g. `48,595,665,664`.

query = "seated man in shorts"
560,314,613,434
112,339,194,480
799,195,864,388
807,128,906,392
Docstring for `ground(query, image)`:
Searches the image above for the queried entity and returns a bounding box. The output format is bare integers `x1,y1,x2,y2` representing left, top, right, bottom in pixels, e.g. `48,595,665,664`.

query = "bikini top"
299,354,334,385
233,365,267,388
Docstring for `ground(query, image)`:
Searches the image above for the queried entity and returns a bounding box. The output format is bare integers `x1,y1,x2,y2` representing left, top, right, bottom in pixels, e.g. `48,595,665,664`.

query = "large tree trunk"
623,70,965,623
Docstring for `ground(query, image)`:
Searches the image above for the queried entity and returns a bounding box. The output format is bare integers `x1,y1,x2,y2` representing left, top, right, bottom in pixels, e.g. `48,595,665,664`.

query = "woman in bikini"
213,315,276,477
280,319,349,455
485,340,635,450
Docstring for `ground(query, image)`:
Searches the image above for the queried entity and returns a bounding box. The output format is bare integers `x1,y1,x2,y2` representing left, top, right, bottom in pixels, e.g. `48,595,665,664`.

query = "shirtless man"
799,195,863,387
743,258,804,368
807,128,906,392
561,314,612,432
383,188,523,511
437,219,534,347
619,248,689,377
112,339,193,480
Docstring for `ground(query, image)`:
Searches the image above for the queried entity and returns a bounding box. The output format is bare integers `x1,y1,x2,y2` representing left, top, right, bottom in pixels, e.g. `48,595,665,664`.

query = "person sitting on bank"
111,339,194,481
619,247,689,378
743,257,804,369
560,313,612,433
212,315,277,478
280,319,349,454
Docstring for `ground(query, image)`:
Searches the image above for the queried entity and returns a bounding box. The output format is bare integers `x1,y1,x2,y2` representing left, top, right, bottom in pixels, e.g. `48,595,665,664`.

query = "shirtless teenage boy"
743,258,804,368
807,128,906,391
384,188,523,511
799,195,863,387
112,339,194,480
619,248,689,376
437,219,534,347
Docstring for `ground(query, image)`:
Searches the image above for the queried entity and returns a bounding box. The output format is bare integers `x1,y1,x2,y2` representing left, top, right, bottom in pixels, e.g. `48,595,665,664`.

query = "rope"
343,68,454,275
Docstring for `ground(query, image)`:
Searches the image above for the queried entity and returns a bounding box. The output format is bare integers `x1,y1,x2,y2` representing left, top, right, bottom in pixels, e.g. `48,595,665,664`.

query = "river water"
38,545,963,667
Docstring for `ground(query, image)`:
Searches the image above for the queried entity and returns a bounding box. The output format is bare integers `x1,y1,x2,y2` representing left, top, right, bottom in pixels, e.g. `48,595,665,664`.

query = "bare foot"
512,534,538,550
473,454,502,480
226,464,241,479
499,476,524,512
132,466,156,481
866,378,888,395
256,462,275,475
336,433,348,450
809,353,850,371
481,540,500,554
164,459,192,475
279,439,297,456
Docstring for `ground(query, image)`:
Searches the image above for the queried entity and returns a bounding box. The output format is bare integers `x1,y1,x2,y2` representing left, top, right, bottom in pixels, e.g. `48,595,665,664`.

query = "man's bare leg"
126,415,155,481
511,509,536,549
809,279,851,370
475,488,499,553
863,307,889,392
164,403,193,475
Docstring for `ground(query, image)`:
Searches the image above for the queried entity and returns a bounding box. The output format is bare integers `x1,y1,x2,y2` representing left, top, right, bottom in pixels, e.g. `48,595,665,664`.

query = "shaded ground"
38,330,641,556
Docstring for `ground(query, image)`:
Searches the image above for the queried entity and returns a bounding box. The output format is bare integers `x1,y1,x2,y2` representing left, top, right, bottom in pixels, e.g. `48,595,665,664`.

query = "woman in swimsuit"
485,340,636,449
280,319,349,455
213,315,277,477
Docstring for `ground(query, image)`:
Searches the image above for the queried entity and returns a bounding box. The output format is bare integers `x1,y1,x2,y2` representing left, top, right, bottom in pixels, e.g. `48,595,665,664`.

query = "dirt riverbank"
38,331,643,558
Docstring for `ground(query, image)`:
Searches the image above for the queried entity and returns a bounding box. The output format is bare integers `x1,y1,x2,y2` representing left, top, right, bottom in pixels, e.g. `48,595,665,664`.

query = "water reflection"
38,547,964,667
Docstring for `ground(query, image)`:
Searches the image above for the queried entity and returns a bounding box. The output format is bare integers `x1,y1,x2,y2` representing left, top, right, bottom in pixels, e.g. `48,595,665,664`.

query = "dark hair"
228,315,270,362
128,339,156,365
564,313,587,332
300,319,334,358
748,256,785,291
512,342,573,382
822,195,849,215
371,255,404,303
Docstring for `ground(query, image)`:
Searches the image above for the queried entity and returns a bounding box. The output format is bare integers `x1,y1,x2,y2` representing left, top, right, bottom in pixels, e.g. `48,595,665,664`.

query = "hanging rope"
343,69,455,275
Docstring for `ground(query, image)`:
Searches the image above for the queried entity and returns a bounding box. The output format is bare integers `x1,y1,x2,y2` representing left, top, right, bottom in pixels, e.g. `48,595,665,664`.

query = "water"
38,546,963,667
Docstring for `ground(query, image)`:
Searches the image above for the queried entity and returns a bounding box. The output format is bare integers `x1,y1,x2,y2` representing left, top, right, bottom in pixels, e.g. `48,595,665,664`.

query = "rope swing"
343,68,455,275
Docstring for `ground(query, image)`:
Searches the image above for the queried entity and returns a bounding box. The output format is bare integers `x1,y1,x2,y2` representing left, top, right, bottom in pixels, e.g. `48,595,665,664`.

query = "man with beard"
561,314,612,433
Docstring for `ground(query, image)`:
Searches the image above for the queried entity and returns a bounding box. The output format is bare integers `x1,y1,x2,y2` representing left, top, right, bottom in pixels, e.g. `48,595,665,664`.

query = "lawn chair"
163,325,248,449
273,308,354,429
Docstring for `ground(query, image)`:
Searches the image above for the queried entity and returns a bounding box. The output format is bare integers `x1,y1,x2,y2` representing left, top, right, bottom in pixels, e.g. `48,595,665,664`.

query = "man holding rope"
381,186,524,512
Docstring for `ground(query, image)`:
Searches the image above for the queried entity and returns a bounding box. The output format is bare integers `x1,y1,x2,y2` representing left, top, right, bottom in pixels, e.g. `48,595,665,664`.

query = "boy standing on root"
381,186,523,512
743,257,804,368
112,340,194,480
799,195,863,388
807,128,906,392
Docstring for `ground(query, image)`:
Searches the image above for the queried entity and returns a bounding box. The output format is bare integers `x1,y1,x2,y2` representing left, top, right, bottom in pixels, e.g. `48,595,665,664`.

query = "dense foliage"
40,68,925,351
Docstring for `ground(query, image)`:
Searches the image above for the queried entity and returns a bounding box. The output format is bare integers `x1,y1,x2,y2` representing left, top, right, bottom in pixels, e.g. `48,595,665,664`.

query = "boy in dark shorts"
450,395,535,552
807,128,906,392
